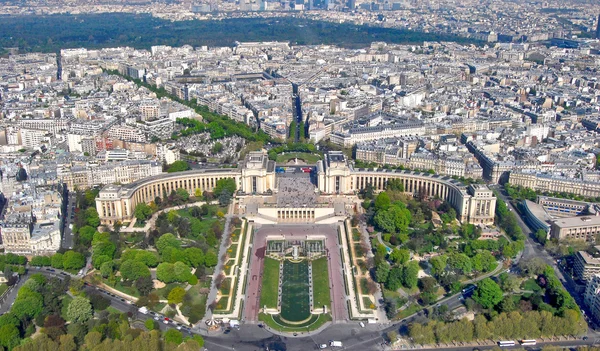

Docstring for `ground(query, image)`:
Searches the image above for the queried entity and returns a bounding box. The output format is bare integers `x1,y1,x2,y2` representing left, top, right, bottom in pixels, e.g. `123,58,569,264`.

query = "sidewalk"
339,220,375,319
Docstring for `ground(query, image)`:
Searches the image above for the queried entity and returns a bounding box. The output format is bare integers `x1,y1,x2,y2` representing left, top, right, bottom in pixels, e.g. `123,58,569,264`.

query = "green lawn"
133,220,146,228
358,261,367,275
107,306,122,315
0,284,8,297
156,283,181,299
276,152,322,164
231,228,242,243
352,228,361,241
260,258,280,309
360,278,369,295
312,258,330,309
228,244,238,259
395,303,422,320
219,278,231,296
104,280,140,297
521,278,542,292
215,296,229,311
363,296,374,309
259,312,331,332
280,260,310,322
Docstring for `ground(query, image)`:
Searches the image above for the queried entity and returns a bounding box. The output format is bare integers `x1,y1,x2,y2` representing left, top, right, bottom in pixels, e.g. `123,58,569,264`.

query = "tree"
499,296,516,313
402,261,419,289
164,329,183,345
51,253,64,269
100,261,114,278
389,203,412,233
448,253,472,275
84,207,100,228
83,331,102,349
134,203,153,222
144,318,155,330
62,251,85,270
498,273,519,292
155,233,181,254
58,334,77,351
387,331,398,344
193,335,204,347
173,261,192,282
66,296,93,323
383,298,397,319
156,263,176,284
386,178,404,192
389,248,410,265
374,209,396,233
213,178,236,198
535,229,547,244
168,287,186,305
374,192,391,211
135,276,154,296
89,293,110,311
30,256,51,267
385,267,403,291
167,161,190,173
77,226,96,246
176,188,190,202
183,247,204,267
211,142,223,154
0,324,21,350
472,251,496,273
429,255,447,277
418,277,438,294
204,251,218,268
519,257,546,277
472,278,503,309
12,296,43,319
375,262,390,283
120,260,151,281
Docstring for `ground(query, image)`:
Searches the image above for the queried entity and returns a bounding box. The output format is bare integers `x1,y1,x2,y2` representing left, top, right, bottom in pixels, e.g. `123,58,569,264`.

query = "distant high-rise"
596,14,600,39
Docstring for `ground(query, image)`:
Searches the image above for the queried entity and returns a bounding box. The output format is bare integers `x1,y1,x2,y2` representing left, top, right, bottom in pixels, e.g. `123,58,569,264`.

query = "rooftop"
553,215,600,228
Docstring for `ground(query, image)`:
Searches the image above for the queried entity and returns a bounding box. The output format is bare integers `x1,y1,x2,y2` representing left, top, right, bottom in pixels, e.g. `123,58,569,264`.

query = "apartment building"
574,247,600,283
585,274,600,322
107,125,146,143
510,171,600,198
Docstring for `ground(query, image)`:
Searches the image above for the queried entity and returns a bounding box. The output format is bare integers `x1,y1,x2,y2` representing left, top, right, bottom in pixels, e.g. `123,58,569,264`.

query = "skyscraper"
596,14,600,39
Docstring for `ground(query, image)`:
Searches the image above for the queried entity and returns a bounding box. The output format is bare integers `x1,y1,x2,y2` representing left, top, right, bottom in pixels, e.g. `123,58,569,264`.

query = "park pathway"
204,201,235,321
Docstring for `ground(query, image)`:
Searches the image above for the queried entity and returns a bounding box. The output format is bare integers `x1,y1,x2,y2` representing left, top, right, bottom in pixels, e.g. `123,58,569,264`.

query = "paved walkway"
212,220,251,319
204,202,235,320
359,223,388,321
339,220,375,319
346,222,381,319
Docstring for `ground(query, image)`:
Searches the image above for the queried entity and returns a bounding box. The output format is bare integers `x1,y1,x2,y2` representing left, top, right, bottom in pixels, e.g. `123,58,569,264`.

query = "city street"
61,191,76,250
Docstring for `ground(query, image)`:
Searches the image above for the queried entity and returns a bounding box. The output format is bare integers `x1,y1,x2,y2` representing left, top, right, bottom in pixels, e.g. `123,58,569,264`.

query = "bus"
520,340,537,346
498,341,516,347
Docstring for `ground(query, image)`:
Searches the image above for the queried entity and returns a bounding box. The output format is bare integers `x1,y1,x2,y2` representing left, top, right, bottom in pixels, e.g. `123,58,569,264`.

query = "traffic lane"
61,194,75,249
91,287,194,335
0,275,27,314
415,339,591,351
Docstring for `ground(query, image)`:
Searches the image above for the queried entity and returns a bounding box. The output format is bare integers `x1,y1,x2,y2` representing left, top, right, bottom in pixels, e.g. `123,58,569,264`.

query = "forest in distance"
0,13,481,53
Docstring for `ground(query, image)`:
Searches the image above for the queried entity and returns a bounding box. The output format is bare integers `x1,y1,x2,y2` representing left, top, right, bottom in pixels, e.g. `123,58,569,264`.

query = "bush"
188,275,198,286
144,319,154,330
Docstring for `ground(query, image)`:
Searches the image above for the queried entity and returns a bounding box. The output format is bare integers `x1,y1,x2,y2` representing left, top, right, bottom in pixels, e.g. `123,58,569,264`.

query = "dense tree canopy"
473,278,503,309
166,161,190,173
